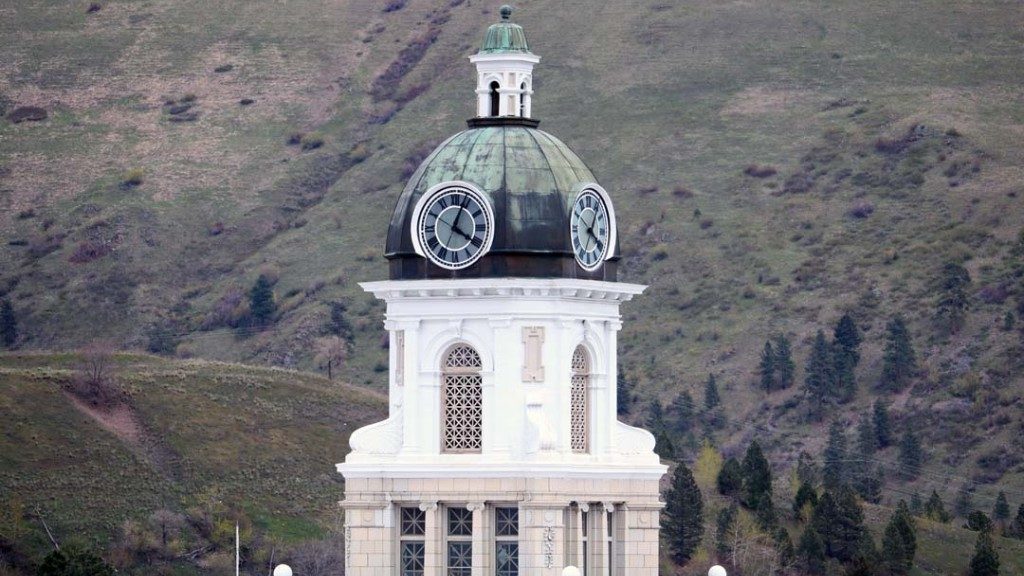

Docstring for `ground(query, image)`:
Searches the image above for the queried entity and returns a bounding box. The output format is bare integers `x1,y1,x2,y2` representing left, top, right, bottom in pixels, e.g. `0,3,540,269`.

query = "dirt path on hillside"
65,392,181,481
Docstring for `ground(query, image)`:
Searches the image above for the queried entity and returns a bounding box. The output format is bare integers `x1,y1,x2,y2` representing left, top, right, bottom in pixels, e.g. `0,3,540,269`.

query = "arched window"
519,82,527,117
442,344,483,453
489,81,500,116
570,346,590,453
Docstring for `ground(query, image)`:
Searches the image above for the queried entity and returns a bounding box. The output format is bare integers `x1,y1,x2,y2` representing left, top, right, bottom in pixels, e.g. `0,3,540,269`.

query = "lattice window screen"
570,346,590,453
442,344,483,452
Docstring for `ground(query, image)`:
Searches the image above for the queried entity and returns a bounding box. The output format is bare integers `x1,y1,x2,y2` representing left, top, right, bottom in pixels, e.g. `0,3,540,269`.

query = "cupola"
469,5,540,118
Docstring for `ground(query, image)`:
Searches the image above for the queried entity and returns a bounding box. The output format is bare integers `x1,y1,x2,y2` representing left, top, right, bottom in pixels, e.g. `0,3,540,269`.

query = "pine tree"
925,490,951,523
993,491,1010,524
760,340,776,391
1011,503,1024,539
955,483,975,519
822,421,848,490
38,546,115,576
898,429,923,480
797,526,826,574
832,341,857,403
834,313,862,367
248,274,277,326
854,467,883,504
715,503,737,555
796,450,819,486
804,330,836,419
704,373,720,410
881,500,917,575
881,316,917,392
966,511,993,533
856,415,877,457
666,391,695,435
793,481,819,521
968,530,1000,576
873,399,894,447
662,462,705,564
616,369,633,416
772,526,795,564
0,299,16,348
936,261,971,335
716,457,743,498
742,440,772,510
910,492,923,516
811,486,867,563
654,430,676,459
773,334,796,389
646,398,665,431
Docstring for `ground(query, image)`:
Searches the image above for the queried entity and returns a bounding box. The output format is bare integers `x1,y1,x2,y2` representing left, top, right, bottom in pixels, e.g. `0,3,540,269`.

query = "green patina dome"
479,6,531,53
385,122,617,280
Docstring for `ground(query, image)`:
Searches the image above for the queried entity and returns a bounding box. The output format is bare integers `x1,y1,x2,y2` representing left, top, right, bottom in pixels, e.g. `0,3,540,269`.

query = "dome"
385,118,619,281
479,6,531,53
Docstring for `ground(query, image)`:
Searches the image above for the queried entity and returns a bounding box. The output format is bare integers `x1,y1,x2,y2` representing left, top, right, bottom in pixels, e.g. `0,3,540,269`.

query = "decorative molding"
419,501,438,512
466,502,485,512
543,526,556,568
614,421,657,456
347,409,403,455
360,278,645,302
521,326,545,382
394,330,405,387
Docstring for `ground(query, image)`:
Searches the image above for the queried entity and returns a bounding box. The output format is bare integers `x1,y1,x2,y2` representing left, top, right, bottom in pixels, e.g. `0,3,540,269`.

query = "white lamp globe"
273,565,293,576
562,567,581,576
708,565,727,576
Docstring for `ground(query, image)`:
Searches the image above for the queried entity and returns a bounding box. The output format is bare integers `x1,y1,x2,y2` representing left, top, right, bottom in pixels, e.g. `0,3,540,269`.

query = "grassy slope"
0,353,385,555
2,0,1024,571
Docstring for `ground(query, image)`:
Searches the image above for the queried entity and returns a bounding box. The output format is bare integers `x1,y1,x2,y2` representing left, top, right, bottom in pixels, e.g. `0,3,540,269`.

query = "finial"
500,4,513,20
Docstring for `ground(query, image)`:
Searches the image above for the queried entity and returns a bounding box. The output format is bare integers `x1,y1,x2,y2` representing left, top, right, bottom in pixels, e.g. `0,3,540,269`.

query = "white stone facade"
469,52,540,118
338,279,666,576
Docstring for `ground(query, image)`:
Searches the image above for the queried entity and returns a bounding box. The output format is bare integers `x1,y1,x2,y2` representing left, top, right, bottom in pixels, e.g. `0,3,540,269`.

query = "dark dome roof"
385,120,618,281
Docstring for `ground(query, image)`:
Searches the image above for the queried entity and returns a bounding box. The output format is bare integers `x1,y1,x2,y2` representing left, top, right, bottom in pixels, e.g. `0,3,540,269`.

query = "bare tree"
288,538,345,576
68,341,123,408
314,336,348,381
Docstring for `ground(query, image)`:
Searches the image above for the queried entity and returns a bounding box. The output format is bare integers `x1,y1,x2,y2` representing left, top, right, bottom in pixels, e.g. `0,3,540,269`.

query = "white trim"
360,278,644,302
337,463,666,479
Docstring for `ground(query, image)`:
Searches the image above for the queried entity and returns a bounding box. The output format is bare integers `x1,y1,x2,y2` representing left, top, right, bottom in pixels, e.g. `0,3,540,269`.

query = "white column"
468,502,486,576
421,501,439,576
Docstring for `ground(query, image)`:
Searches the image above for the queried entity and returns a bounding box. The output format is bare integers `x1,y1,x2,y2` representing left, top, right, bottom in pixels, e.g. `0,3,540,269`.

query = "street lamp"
709,565,727,576
273,565,293,576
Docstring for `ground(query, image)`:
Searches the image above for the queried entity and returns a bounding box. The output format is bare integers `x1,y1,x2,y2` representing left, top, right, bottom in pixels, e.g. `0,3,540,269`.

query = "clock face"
417,186,493,270
570,189,611,270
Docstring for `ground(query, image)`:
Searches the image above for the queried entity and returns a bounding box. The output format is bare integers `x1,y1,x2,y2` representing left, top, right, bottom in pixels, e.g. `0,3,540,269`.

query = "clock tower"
339,7,665,576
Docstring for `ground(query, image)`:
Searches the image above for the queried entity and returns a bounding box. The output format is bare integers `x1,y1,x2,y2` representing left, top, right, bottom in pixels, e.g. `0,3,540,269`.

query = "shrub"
300,133,324,151
87,2,102,13
239,98,255,106
66,342,124,409
383,0,407,12
699,219,714,229
287,132,304,146
672,186,694,198
744,164,778,178
849,200,875,219
637,185,658,195
69,239,112,263
120,168,144,189
213,63,234,73
6,106,47,123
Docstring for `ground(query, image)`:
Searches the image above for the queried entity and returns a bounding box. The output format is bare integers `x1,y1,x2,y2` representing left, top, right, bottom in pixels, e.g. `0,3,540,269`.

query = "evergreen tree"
704,373,721,410
968,530,1000,576
936,261,972,335
715,503,738,555
616,369,633,416
38,546,115,576
646,398,665,431
248,274,277,326
666,391,695,435
793,481,819,521
822,421,848,490
662,462,705,564
811,486,867,563
742,440,772,510
796,450,819,486
881,316,917,392
804,330,835,418
966,511,994,533
797,526,826,574
654,429,676,459
760,340,776,391
853,467,883,504
772,526,795,564
0,299,16,348
832,342,857,403
328,301,354,343
993,491,1010,524
834,313,862,367
856,416,877,457
910,492,923,516
955,483,975,519
873,399,894,447
716,457,743,498
925,490,950,523
1011,503,1024,539
898,429,923,480
881,500,917,575
773,334,796,389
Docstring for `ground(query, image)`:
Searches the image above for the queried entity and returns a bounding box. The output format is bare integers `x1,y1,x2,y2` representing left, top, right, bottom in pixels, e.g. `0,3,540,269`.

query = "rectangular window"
447,507,473,576
494,507,519,576
400,507,426,576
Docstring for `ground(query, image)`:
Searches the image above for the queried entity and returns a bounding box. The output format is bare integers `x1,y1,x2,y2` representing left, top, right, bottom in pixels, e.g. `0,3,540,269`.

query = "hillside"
0,352,385,573
2,0,1024,572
